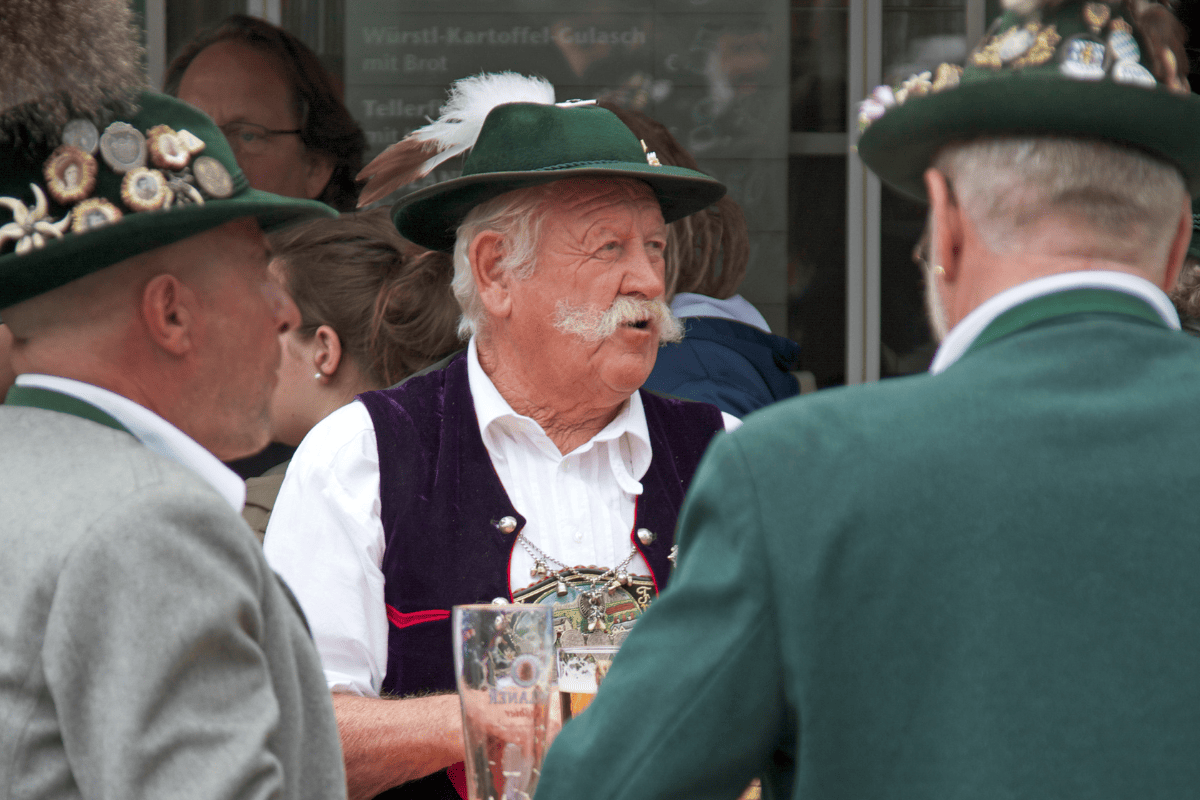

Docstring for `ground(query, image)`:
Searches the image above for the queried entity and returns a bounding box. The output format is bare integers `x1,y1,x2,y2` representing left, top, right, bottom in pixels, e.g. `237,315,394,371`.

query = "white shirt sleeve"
263,401,388,697
721,411,742,432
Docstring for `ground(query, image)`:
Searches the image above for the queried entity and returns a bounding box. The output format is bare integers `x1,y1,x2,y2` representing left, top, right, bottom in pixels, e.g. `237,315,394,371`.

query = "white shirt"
264,339,739,696
14,374,244,511
929,270,1180,375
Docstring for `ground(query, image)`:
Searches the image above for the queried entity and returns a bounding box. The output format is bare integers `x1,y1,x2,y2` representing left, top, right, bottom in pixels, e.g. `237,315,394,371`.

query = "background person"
166,14,369,477
536,2,1200,798
242,209,461,539
601,101,802,416
0,324,14,401
165,14,366,212
1168,214,1200,334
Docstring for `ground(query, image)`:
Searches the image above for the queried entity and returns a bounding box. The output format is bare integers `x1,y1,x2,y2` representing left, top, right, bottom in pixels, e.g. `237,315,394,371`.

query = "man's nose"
623,240,667,300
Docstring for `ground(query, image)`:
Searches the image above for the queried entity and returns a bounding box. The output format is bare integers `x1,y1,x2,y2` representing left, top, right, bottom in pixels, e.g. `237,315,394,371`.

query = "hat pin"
0,185,72,256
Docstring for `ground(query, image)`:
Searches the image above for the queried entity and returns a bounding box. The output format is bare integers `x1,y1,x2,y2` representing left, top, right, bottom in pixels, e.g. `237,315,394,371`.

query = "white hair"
933,137,1187,263
451,184,555,339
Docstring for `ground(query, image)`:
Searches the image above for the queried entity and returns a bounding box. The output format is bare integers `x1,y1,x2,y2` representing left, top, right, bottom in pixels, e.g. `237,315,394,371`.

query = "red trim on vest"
446,761,467,798
385,606,451,630
502,523,517,601
629,496,661,594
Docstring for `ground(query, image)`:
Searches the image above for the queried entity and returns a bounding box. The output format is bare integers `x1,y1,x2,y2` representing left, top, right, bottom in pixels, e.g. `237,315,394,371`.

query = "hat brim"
0,189,333,309
857,75,1200,202
392,162,726,252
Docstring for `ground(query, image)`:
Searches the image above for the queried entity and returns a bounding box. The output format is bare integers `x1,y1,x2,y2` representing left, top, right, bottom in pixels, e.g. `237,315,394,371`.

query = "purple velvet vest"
358,353,723,799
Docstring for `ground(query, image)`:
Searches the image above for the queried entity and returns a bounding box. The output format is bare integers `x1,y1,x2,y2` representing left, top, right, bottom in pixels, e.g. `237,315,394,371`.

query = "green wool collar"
965,288,1168,359
5,385,131,434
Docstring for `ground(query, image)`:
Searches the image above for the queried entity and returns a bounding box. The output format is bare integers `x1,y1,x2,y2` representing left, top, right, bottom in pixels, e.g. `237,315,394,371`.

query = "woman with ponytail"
243,209,462,538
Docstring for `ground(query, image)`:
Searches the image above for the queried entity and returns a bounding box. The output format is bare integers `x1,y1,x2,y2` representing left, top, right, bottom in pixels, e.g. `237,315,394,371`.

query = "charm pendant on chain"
510,522,653,636
579,588,609,633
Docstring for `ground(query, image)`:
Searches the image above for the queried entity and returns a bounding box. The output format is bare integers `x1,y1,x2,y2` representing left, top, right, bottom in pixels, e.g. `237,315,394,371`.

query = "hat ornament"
356,72,559,206
858,65,962,132
0,185,72,256
857,0,1188,136
0,117,234,259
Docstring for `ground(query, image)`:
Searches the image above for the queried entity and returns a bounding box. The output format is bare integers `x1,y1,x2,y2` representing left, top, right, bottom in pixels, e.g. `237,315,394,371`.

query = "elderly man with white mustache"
264,73,739,800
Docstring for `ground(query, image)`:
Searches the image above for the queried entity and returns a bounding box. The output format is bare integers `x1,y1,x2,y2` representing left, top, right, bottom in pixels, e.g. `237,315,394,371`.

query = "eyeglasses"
219,121,302,155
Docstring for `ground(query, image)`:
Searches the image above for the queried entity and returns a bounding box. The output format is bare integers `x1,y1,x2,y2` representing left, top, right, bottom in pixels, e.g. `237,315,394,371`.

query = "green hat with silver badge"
856,0,1200,201
0,91,335,310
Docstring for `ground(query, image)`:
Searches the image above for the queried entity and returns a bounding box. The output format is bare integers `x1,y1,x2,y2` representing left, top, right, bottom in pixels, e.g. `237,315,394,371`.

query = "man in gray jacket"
0,9,347,795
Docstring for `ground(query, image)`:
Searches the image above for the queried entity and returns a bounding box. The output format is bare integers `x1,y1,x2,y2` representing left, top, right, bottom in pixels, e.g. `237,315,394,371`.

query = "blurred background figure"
242,209,462,539
165,13,370,478
0,324,14,402
601,102,802,417
164,14,366,212
1169,215,1200,336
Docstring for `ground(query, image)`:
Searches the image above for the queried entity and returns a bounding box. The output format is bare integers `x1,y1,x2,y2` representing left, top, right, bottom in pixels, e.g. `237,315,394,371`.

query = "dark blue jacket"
643,316,802,417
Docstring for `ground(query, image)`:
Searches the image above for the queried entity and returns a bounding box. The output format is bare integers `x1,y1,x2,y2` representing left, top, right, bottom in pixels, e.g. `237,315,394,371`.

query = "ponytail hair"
269,208,462,388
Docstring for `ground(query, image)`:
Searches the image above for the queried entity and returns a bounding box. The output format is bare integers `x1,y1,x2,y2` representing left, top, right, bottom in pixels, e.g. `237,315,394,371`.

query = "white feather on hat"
356,72,557,207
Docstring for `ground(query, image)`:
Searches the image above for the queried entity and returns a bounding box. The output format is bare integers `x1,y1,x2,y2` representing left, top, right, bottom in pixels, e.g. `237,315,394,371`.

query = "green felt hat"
391,101,726,252
0,91,335,309
857,1,1200,202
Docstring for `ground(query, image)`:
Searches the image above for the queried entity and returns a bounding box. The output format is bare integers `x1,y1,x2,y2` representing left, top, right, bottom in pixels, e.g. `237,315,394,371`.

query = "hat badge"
641,139,661,167
0,185,72,256
1,116,238,260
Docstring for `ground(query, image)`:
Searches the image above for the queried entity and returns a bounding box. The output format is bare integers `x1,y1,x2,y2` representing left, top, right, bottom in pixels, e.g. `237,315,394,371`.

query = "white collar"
669,293,772,333
14,374,246,511
465,338,653,495
929,271,1180,375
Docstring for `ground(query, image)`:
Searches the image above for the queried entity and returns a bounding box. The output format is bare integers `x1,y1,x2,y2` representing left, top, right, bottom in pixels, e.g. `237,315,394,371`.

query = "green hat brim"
857,75,1200,202
0,188,333,309
0,91,336,309
392,162,725,252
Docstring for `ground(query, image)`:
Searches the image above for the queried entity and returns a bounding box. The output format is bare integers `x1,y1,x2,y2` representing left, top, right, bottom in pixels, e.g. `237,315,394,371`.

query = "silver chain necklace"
514,530,638,633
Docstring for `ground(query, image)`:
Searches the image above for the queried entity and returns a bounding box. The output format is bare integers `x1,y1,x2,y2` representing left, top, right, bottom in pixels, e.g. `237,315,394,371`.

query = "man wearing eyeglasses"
166,14,369,479
166,14,366,213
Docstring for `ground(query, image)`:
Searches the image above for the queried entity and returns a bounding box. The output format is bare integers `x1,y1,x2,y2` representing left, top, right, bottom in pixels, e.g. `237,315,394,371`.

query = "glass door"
788,0,982,387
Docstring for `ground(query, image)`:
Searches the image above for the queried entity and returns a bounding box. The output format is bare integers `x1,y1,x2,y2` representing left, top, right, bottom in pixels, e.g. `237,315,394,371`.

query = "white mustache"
553,296,684,344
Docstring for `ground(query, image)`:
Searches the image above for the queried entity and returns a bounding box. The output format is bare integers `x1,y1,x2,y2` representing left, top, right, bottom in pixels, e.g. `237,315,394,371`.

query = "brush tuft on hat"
1126,0,1189,92
356,72,556,207
0,0,147,149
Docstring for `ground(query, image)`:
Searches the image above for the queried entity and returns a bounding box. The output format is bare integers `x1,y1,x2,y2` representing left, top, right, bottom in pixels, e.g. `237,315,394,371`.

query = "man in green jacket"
536,2,1200,799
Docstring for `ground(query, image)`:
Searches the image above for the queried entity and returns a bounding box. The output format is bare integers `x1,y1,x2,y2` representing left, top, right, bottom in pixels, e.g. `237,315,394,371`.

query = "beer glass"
453,604,555,800
555,644,620,722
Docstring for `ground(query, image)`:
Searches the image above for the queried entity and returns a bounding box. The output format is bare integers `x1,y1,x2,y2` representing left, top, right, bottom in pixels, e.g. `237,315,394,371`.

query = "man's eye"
239,130,260,143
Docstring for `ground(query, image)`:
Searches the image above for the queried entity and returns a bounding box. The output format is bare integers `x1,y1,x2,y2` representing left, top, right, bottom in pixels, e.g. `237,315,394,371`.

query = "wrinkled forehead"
541,177,662,217
542,176,657,211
